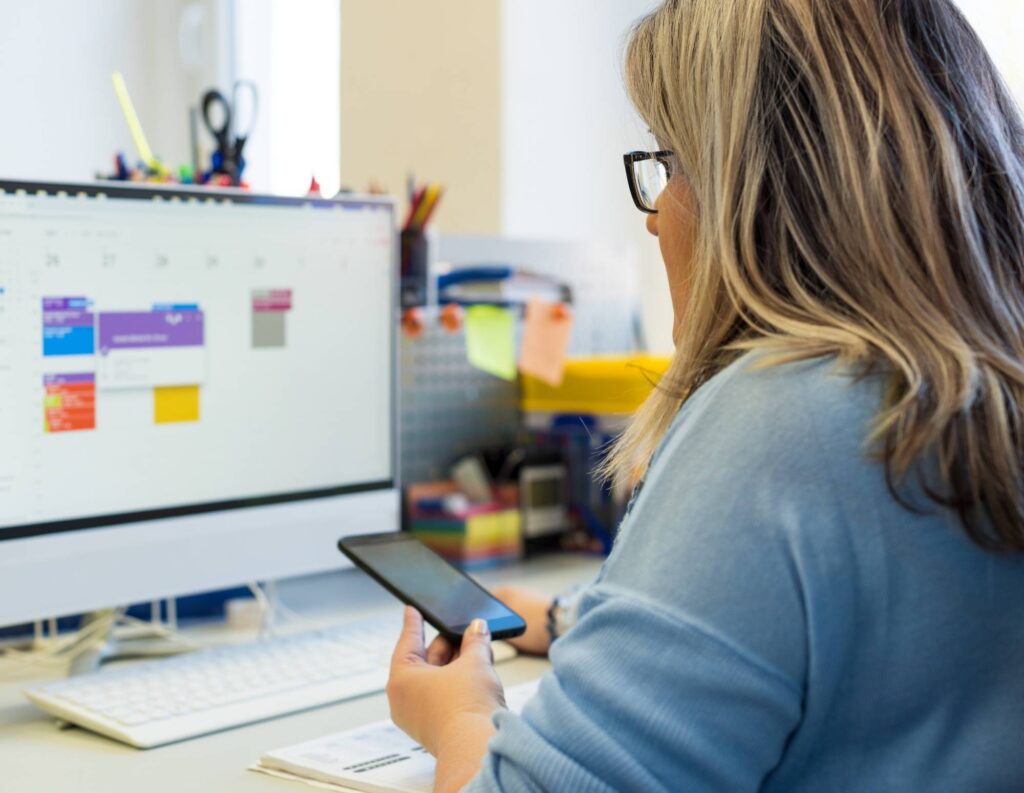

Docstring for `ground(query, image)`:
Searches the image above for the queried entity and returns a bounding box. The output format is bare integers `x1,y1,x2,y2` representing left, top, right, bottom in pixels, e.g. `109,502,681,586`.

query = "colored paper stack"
407,482,522,571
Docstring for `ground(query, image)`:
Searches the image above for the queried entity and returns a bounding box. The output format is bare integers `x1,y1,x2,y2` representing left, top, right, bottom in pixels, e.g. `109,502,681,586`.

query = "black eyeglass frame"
623,150,674,214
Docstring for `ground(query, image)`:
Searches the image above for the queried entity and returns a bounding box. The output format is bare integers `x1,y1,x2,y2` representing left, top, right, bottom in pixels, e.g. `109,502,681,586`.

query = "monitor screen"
0,184,394,542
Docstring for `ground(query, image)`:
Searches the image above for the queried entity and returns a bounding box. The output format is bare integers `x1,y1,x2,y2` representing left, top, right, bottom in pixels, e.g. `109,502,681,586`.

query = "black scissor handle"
201,89,232,146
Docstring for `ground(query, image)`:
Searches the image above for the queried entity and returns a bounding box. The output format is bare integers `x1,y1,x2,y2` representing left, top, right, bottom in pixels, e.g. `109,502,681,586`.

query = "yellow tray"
520,355,671,415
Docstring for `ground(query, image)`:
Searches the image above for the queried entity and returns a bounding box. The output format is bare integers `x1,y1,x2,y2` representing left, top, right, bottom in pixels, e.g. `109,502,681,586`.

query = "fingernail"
471,618,489,635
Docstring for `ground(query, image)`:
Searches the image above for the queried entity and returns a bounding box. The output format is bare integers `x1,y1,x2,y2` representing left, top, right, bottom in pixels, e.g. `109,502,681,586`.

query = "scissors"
201,80,259,185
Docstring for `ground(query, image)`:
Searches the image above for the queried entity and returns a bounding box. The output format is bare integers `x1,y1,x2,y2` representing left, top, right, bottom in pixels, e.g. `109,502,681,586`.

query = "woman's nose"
646,209,659,237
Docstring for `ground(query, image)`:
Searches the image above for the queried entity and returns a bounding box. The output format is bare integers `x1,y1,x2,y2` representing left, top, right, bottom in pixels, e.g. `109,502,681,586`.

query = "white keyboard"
24,616,516,748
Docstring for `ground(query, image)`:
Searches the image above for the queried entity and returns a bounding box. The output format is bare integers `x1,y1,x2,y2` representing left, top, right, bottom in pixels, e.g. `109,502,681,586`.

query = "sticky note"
519,300,573,386
465,305,516,380
154,385,200,424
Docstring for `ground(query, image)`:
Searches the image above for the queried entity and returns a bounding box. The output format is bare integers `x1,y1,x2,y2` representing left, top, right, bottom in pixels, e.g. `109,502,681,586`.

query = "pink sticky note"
519,299,573,386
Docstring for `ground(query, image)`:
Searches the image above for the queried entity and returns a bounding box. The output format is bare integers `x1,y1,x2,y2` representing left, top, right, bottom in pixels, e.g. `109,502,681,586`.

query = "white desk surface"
0,553,601,793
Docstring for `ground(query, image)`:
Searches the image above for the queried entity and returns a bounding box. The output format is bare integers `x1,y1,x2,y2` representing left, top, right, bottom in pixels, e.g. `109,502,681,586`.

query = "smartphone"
338,532,527,642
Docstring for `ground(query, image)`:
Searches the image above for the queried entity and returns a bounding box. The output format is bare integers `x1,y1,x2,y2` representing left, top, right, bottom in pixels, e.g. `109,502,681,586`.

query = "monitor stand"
67,604,198,676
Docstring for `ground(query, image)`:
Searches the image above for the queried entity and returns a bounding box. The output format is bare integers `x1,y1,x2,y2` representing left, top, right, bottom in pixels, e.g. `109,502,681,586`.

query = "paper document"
253,678,542,793
519,299,573,386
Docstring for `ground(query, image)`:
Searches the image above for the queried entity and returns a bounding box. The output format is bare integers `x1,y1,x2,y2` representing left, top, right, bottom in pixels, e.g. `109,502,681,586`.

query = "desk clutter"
520,355,670,548
101,71,259,187
399,234,666,556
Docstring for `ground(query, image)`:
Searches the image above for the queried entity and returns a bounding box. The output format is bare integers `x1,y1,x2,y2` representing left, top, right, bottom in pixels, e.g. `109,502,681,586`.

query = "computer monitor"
0,181,398,627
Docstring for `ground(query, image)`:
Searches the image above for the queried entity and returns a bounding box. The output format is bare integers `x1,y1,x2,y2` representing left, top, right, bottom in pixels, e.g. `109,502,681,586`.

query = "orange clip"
552,302,572,321
401,307,425,339
439,303,464,333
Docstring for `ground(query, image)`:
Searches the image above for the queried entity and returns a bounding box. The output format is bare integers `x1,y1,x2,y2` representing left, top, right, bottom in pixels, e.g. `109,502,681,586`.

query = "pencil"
410,184,440,230
417,185,444,229
402,186,426,231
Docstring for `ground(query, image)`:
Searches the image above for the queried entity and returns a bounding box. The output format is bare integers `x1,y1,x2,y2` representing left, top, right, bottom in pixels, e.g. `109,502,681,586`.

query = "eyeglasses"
623,150,674,214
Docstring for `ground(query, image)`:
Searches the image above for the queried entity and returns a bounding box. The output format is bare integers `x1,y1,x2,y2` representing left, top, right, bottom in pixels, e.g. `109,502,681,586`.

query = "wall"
339,0,502,235
0,0,228,183
334,1,669,347
956,1,1024,103
233,0,341,195
500,0,673,352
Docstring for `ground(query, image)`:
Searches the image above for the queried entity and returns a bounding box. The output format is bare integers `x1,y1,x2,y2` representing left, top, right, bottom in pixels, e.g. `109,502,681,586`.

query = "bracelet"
545,599,559,644
545,585,583,644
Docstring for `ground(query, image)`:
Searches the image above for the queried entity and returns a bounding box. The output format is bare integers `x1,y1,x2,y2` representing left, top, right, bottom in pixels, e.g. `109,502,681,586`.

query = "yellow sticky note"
519,299,573,386
465,305,516,381
154,385,200,424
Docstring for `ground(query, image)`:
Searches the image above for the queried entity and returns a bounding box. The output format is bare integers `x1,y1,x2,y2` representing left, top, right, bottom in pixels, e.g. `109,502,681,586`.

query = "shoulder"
591,352,886,683
595,353,887,677
607,351,890,609
650,351,883,492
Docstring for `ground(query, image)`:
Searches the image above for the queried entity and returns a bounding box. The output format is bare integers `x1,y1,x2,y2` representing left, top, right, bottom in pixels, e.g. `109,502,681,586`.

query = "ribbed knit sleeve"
475,588,804,791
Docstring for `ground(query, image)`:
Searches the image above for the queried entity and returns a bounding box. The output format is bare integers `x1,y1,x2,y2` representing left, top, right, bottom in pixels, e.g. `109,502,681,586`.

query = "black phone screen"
340,534,525,638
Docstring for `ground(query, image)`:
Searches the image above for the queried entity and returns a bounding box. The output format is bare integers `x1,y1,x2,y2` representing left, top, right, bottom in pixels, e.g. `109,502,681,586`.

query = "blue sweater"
467,353,1024,792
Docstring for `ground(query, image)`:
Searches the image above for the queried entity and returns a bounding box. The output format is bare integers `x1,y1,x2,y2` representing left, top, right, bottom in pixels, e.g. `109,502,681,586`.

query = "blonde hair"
610,0,1024,550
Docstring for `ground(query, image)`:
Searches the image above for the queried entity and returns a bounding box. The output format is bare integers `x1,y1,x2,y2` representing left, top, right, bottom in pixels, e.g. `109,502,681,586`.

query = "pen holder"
400,229,430,308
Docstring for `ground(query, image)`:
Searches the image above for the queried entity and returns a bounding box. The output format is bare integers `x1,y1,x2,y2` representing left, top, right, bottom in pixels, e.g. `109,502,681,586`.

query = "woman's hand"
492,586,553,656
387,606,505,791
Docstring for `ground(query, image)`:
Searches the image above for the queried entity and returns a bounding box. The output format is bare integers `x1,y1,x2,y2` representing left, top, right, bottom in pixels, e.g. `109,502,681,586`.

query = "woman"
389,1,1024,790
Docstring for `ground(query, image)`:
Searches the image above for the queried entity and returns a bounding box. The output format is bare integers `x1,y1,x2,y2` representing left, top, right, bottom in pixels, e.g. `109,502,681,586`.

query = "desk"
0,553,600,793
